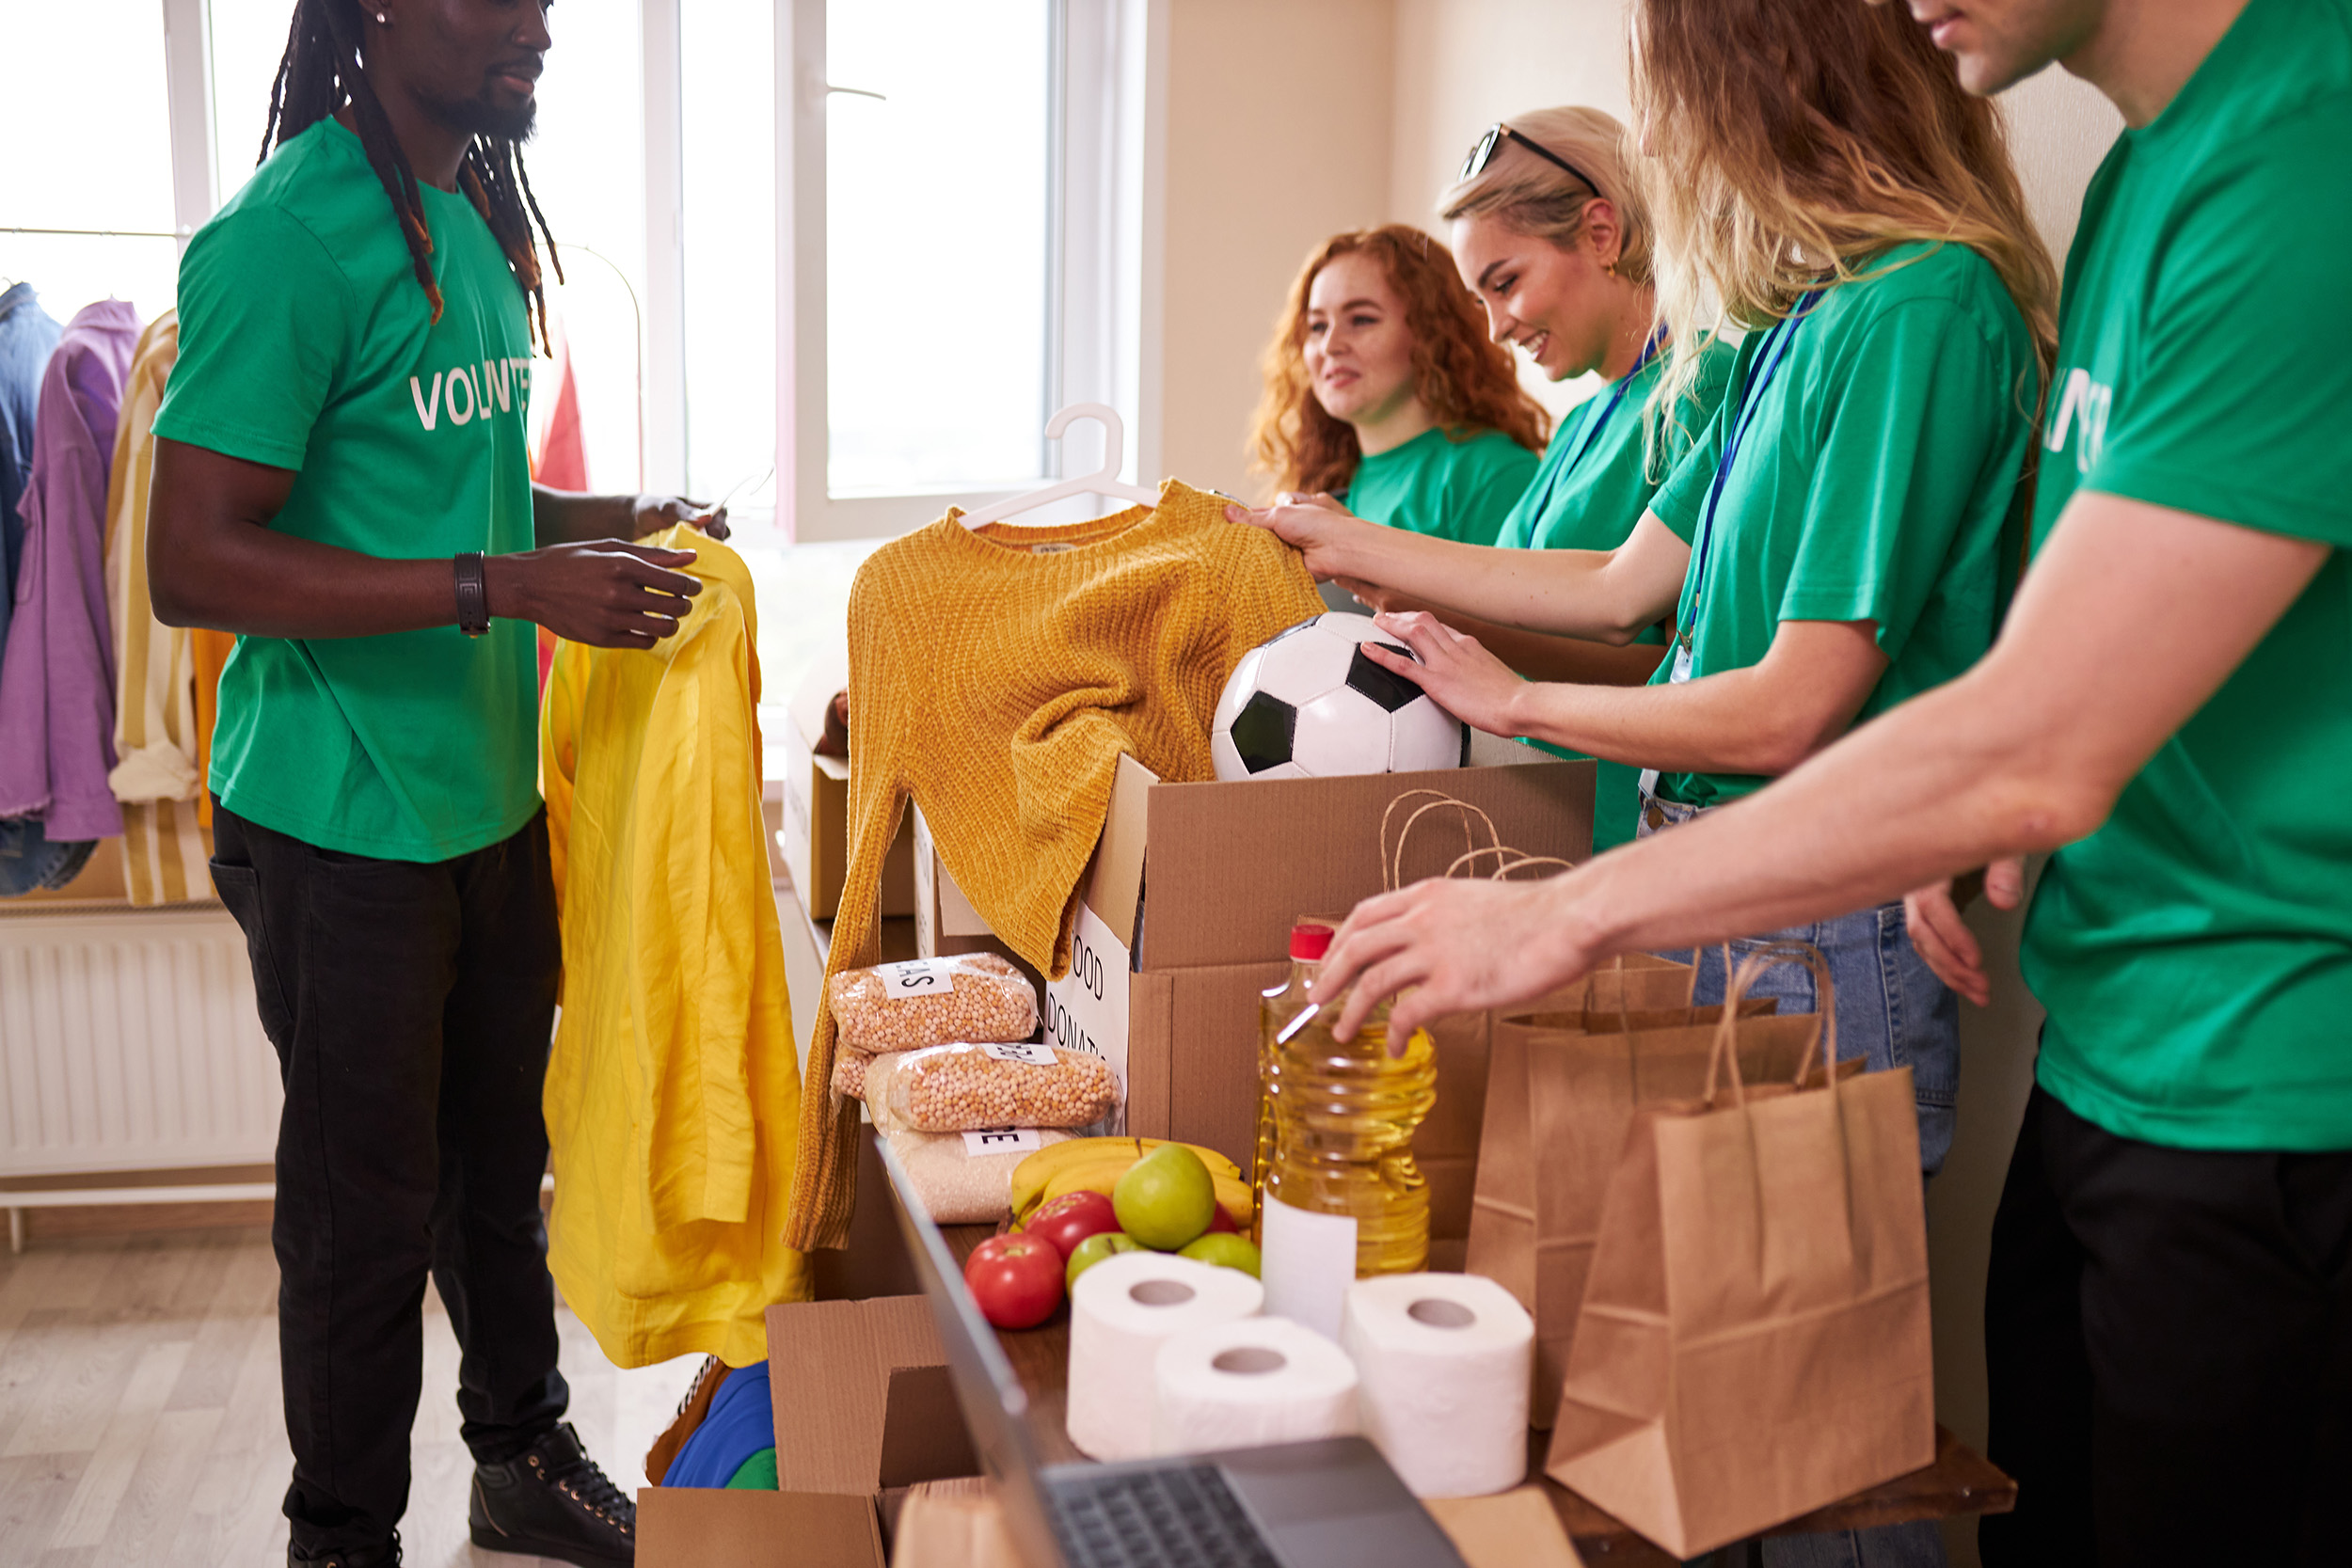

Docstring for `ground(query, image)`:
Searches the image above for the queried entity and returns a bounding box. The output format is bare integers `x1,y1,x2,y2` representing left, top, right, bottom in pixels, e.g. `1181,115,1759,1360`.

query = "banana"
1009,1136,1240,1218
1213,1174,1255,1229
1038,1158,1142,1210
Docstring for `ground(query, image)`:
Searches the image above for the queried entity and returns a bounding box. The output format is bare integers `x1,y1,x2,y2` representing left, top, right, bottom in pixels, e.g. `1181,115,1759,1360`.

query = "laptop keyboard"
1048,1464,1284,1568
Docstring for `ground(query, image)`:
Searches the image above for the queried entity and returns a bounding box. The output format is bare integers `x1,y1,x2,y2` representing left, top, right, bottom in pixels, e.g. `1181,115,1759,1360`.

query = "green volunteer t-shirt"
1495,340,1736,554
1504,341,1739,850
1645,241,2039,808
1343,425,1539,546
2019,0,2352,1152
153,119,541,862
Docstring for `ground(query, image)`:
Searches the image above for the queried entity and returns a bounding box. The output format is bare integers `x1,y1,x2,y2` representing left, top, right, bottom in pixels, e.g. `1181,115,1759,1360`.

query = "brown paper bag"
1468,958,1804,1427
1544,944,1934,1559
1362,792,1587,1254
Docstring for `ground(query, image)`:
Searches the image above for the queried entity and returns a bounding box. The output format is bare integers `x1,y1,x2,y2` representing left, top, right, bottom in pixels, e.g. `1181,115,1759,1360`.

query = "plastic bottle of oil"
1251,922,1332,1244
1261,983,1437,1280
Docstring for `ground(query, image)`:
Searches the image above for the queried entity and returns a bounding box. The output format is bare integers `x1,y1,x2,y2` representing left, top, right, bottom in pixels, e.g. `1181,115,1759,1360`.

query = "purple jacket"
0,300,139,839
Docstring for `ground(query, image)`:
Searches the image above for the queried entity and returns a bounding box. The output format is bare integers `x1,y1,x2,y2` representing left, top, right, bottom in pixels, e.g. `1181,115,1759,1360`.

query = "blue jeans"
1639,797,1960,1178
0,816,95,896
1641,797,1954,1568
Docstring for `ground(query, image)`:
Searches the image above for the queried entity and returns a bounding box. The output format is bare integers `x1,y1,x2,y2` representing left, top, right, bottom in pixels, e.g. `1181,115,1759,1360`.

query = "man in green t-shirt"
1310,0,2350,1559
149,5,718,1565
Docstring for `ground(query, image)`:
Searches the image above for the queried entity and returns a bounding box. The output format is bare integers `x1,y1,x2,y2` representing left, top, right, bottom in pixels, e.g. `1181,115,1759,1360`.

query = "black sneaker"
469,1422,635,1567
289,1530,400,1568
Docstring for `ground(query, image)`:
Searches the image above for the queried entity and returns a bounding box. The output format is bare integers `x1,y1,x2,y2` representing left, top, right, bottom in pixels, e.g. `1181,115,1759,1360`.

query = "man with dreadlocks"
147,4,701,1565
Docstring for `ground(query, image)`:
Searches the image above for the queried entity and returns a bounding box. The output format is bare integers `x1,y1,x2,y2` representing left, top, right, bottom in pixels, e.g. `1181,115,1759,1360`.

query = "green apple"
1112,1143,1217,1250
1177,1232,1261,1278
1065,1230,1141,1290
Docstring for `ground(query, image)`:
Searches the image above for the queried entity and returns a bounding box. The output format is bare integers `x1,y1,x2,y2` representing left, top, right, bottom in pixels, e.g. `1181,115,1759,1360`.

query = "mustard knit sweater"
788,481,1324,1249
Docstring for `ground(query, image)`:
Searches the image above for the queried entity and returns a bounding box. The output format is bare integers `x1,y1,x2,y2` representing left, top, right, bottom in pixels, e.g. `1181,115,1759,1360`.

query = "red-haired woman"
1248,225,1547,546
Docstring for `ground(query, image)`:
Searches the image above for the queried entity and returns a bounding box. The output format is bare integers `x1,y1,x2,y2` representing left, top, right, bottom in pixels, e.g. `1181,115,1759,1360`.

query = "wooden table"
942,1226,2014,1566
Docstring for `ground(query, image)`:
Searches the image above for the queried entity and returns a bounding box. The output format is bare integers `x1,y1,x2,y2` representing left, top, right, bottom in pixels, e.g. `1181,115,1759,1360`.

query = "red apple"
1204,1203,1240,1235
963,1234,1065,1329
1024,1190,1121,1259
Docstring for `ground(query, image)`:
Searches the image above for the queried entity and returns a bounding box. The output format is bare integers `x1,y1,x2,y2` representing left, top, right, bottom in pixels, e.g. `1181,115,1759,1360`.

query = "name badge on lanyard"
1524,330,1665,534
1642,290,1824,798
1668,290,1826,686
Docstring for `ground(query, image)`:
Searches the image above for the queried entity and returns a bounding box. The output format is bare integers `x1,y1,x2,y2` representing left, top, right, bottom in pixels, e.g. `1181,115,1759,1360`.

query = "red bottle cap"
1290,922,1334,961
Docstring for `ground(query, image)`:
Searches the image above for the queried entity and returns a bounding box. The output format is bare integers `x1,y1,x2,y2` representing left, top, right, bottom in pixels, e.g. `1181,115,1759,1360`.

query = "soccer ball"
1210,614,1468,782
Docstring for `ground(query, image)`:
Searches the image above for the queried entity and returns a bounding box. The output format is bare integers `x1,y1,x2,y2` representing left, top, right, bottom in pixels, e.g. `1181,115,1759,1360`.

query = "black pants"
1982,1084,2352,1565
211,802,569,1557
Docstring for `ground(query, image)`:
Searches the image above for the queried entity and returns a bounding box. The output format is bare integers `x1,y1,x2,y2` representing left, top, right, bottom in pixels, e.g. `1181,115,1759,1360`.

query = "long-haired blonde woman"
1248,224,1546,546
1312,3,2053,1175
1237,105,1738,848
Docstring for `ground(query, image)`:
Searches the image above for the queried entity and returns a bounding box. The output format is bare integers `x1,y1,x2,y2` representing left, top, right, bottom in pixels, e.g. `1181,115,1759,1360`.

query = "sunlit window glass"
825,0,1052,497
509,3,649,492
210,0,299,211
0,1,179,322
681,0,778,512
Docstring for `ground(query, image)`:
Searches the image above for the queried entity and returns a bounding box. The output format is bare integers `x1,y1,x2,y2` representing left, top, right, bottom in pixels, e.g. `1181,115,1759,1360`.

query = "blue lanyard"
1677,291,1824,650
1521,329,1665,531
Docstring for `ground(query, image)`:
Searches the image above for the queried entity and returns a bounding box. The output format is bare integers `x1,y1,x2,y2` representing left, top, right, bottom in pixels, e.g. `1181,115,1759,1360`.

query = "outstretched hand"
1311,874,1593,1047
1904,855,2028,1006
632,494,730,543
1226,493,1359,581
1363,610,1524,736
487,540,704,649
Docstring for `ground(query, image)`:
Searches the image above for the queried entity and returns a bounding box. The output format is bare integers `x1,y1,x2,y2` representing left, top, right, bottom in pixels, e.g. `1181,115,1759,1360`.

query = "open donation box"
1030,745,1596,1252
638,1136,977,1568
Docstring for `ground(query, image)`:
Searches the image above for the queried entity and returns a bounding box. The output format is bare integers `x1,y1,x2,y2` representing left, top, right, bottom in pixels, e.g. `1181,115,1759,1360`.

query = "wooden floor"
0,1226,700,1567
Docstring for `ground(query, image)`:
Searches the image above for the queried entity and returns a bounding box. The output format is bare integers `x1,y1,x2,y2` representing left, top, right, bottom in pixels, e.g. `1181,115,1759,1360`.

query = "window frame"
777,0,1162,542
141,0,1164,546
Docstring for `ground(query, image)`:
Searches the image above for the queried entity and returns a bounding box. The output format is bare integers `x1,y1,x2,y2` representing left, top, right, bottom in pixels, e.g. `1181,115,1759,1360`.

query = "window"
680,0,780,512
823,0,1054,498
5,0,1151,550
0,0,182,327
781,0,1153,540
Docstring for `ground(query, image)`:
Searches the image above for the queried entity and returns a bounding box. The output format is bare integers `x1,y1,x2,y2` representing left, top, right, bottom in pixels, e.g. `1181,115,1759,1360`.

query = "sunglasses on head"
1459,123,1601,198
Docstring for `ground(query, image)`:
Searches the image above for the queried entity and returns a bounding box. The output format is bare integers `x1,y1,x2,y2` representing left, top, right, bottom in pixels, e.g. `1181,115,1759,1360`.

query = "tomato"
963,1234,1065,1330
1023,1190,1121,1259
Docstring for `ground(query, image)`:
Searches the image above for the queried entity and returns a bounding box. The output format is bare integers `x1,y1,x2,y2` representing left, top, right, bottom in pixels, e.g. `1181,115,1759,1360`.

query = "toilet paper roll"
1067,1253,1264,1462
1152,1317,1359,1457
1340,1273,1534,1497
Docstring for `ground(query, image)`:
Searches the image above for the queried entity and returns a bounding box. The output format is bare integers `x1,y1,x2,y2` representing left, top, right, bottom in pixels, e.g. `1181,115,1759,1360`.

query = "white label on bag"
961,1128,1044,1156
1044,902,1131,1129
875,958,961,997
1259,1196,1359,1343
982,1040,1058,1067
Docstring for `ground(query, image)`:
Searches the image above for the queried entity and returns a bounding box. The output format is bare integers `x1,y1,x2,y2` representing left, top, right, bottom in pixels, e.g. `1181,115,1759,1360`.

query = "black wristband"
453,551,490,638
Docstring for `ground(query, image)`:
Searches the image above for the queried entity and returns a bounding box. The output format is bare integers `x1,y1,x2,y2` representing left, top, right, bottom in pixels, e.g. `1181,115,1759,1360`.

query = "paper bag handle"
1382,791,1504,893
1702,941,1836,1107
1611,945,1720,1101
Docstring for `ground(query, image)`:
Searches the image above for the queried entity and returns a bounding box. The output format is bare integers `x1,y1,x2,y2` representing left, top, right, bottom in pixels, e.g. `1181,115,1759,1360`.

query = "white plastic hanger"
959,402,1159,529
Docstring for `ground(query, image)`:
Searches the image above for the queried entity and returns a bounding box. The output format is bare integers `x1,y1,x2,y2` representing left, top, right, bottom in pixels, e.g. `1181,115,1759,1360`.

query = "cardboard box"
1035,747,1597,1243
640,1133,977,1568
773,655,914,922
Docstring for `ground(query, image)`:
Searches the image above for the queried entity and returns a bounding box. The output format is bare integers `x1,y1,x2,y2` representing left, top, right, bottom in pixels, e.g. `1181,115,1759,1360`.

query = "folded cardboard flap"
877,1364,981,1489
1133,758,1594,974
637,1486,882,1568
767,1295,950,1495
1425,1487,1586,1568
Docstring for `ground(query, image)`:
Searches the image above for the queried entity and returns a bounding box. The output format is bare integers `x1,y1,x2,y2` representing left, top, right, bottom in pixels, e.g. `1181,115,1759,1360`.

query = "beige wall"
1154,0,1398,498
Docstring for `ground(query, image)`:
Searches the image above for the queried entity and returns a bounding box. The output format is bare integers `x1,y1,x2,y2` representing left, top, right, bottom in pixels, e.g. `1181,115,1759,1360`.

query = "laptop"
877,1139,1471,1568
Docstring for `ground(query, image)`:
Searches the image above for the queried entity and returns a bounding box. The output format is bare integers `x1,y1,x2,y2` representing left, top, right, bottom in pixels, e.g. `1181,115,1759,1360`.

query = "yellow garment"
788,480,1324,1249
541,526,807,1368
100,312,217,904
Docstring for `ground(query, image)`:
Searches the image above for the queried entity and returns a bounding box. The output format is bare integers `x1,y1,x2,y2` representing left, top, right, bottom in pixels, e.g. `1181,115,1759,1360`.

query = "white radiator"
0,907,279,1180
